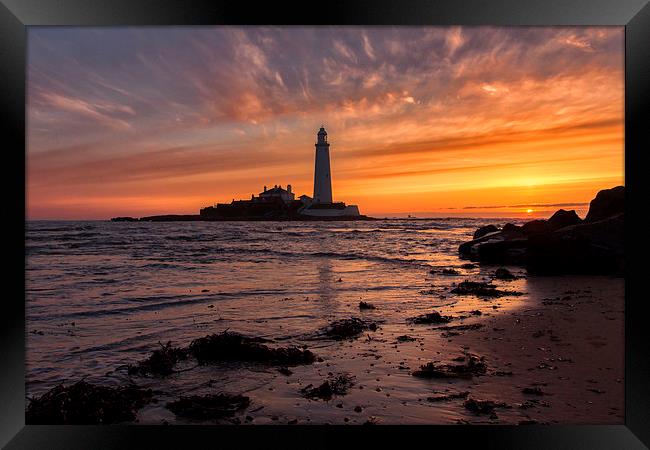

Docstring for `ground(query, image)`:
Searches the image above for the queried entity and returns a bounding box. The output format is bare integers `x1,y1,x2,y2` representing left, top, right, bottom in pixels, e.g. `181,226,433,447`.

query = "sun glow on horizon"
26,27,624,220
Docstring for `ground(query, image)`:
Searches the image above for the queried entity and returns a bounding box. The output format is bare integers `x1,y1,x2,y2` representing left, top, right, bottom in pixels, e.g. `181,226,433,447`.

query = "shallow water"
26,219,622,424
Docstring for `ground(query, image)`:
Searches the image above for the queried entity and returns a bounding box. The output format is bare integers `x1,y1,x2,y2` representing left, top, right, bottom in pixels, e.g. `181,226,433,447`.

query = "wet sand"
26,221,624,425
129,272,623,425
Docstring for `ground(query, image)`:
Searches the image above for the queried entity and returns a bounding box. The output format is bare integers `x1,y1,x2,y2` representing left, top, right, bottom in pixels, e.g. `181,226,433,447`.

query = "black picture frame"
2,0,649,448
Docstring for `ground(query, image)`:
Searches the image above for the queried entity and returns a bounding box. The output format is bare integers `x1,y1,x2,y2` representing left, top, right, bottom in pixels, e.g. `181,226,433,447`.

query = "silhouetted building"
200,126,361,219
313,127,333,204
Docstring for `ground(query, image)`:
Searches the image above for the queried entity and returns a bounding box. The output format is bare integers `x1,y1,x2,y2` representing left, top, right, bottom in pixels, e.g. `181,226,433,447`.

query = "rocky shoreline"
111,214,375,222
459,186,624,275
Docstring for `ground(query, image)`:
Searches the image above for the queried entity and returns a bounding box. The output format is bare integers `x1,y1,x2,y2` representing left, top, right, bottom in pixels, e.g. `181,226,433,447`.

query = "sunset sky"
27,26,624,219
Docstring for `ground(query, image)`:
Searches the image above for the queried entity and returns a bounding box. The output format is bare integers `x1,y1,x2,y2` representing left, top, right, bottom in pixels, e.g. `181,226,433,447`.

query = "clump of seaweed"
494,267,517,280
412,353,487,379
301,374,355,401
426,391,470,402
127,341,188,376
407,311,452,324
166,393,250,419
451,280,522,298
463,398,510,415
188,331,315,366
323,318,377,340
522,386,549,396
26,380,153,424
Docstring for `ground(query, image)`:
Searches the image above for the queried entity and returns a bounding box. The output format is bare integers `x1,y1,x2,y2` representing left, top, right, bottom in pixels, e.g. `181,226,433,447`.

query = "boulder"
547,209,582,229
476,238,529,264
521,220,551,236
502,223,523,236
585,186,624,222
526,213,623,275
473,224,499,239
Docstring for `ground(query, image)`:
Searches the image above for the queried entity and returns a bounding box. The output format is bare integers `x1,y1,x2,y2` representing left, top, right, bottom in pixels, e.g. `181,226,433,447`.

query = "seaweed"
412,353,487,379
407,311,452,324
301,374,355,401
127,341,188,376
451,280,523,298
426,391,470,402
166,393,250,419
323,318,377,340
359,301,376,310
188,331,316,366
26,380,153,424
464,398,510,415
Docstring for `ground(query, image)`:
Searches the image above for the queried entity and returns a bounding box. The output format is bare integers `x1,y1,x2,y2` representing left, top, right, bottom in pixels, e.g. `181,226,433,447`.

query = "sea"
26,218,554,424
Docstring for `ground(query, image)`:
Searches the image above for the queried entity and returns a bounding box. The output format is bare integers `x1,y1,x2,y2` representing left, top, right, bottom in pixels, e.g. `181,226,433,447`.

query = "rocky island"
112,127,371,222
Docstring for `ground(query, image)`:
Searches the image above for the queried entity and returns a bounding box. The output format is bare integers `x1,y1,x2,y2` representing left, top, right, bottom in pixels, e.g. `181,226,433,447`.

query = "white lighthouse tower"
313,126,333,204
300,126,361,218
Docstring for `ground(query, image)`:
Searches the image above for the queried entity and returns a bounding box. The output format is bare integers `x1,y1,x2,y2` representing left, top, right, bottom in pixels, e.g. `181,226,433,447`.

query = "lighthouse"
313,126,333,204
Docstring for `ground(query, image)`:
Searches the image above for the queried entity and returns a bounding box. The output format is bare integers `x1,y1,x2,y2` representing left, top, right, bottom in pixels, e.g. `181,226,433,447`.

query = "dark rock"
324,318,376,340
26,381,153,424
127,341,187,376
166,393,250,419
458,187,624,275
473,225,500,239
522,220,551,236
548,209,582,229
188,331,315,366
441,268,460,275
476,238,529,264
301,374,354,401
494,267,517,280
526,213,623,275
359,301,376,310
502,223,523,236
585,185,624,222
396,335,417,342
412,353,487,379
407,311,452,324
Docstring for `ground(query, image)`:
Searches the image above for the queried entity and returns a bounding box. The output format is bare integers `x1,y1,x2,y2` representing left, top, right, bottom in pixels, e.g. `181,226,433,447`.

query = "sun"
526,209,534,214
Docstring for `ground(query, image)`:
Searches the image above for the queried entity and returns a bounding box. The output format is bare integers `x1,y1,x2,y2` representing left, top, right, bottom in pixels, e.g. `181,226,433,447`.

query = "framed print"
1,0,649,448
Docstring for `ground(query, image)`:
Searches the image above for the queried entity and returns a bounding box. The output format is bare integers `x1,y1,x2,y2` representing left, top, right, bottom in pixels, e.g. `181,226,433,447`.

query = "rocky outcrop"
584,186,624,222
526,213,623,275
548,209,582,229
473,224,499,239
459,186,624,275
